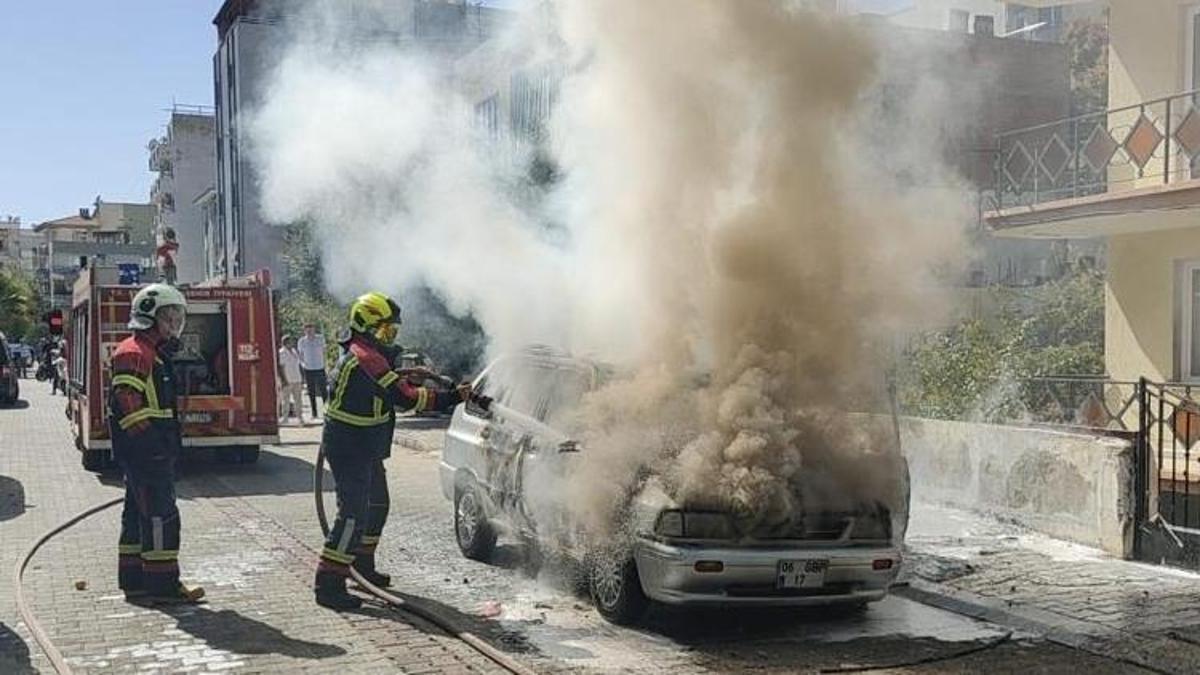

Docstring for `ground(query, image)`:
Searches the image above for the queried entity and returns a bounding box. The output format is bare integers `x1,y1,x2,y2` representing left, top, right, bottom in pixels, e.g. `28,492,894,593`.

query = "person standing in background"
51,349,67,395
277,335,305,426
297,323,328,419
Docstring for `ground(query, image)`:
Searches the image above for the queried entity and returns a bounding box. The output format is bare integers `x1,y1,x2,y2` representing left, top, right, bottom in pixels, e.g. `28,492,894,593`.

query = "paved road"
0,381,1164,673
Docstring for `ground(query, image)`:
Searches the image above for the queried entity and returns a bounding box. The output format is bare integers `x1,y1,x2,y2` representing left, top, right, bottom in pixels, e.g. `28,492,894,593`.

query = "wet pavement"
906,501,1200,673
0,381,1182,672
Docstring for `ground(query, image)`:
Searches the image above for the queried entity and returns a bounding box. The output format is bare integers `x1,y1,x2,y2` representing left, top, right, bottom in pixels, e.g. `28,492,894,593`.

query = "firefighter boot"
147,583,206,605
352,556,392,589
315,572,363,611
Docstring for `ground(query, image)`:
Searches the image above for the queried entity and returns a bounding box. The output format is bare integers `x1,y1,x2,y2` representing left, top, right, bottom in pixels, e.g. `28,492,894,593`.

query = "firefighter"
314,292,485,610
110,283,204,604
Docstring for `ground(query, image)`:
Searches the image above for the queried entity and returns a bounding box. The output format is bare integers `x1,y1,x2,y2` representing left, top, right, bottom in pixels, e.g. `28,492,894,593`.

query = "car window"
473,356,598,423
509,362,594,423
541,367,592,424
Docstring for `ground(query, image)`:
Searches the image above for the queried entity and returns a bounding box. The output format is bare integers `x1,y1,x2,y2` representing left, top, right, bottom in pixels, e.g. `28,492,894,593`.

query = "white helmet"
129,283,188,335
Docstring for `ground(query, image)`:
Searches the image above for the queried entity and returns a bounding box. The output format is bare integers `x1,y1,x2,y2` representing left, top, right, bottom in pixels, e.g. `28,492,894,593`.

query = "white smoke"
251,0,970,534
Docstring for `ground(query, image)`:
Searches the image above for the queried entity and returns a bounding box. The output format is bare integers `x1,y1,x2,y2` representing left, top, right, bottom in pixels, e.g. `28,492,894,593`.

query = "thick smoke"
252,0,968,536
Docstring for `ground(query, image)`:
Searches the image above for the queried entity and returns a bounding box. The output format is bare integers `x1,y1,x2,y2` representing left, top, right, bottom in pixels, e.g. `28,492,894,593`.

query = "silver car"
440,348,907,624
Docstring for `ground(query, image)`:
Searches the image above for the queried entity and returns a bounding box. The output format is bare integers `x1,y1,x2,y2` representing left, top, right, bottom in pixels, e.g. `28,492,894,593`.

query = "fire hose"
312,440,538,675
14,441,533,675
14,496,124,675
14,452,534,675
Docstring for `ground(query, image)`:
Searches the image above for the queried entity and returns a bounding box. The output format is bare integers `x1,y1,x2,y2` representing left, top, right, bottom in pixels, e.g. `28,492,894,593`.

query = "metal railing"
1140,380,1200,532
993,89,1200,210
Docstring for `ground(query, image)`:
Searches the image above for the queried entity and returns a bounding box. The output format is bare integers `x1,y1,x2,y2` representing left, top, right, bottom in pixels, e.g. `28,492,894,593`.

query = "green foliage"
275,221,486,378
282,221,327,299
0,267,39,340
898,268,1104,421
397,287,487,379
1065,15,1109,115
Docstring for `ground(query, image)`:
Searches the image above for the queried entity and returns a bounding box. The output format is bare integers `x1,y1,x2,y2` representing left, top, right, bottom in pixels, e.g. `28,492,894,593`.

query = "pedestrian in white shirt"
277,335,305,425
296,323,328,418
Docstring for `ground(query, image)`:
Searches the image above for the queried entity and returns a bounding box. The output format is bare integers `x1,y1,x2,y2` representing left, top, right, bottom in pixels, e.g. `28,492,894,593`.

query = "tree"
0,267,38,340
275,222,487,378
1065,15,1109,115
898,267,1104,421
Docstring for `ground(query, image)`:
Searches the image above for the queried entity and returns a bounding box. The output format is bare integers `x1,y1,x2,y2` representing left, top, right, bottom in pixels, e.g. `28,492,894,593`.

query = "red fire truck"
67,266,280,471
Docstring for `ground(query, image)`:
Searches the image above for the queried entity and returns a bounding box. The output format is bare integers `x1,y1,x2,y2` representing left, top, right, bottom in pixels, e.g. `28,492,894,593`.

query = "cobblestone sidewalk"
2,383,509,674
905,502,1200,674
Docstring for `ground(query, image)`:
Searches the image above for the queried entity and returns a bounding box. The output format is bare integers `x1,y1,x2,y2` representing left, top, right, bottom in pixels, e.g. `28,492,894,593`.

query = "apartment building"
148,106,217,284
210,0,503,288
32,201,154,308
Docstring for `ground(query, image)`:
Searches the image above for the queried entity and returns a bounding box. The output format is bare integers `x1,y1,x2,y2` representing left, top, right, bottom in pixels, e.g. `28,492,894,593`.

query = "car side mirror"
558,440,580,453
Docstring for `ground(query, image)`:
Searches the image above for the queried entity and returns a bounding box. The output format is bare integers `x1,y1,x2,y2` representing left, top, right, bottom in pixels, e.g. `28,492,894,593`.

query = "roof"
214,0,274,38
33,214,98,232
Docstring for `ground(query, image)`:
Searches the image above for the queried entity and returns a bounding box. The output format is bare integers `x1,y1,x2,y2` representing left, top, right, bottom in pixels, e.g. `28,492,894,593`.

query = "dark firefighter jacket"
108,332,181,473
323,334,463,459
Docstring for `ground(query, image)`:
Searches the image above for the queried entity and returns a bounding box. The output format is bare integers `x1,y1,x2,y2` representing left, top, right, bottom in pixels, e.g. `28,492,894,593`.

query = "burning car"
440,347,908,624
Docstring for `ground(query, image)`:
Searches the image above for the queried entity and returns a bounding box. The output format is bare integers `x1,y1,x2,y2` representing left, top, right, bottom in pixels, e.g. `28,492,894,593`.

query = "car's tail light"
872,559,894,570
694,560,724,573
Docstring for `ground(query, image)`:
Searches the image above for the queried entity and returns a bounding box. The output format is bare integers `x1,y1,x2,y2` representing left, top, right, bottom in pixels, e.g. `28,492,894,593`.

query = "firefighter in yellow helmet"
314,292,486,609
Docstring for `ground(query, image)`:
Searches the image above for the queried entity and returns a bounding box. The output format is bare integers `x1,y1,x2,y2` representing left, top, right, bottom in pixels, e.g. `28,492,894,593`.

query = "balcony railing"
148,138,172,174
992,89,1200,211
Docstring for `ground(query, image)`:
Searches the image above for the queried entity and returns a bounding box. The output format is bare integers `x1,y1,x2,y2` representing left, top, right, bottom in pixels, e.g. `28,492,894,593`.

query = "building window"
475,94,500,139
1181,261,1200,380
948,8,970,33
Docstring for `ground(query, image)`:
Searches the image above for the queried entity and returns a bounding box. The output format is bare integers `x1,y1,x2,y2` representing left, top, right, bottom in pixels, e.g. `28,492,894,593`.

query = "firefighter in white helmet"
109,283,204,603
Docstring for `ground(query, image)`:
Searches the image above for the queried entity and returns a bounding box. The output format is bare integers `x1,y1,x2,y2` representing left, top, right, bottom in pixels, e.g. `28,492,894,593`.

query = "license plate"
777,559,828,589
181,412,214,424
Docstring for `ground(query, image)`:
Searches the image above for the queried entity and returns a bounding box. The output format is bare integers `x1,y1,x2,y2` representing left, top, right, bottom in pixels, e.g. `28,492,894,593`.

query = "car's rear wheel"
588,550,650,625
454,481,496,561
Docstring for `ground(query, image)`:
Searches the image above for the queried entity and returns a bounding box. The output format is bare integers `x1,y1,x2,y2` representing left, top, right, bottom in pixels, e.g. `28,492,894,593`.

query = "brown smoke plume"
250,0,970,536
551,0,966,533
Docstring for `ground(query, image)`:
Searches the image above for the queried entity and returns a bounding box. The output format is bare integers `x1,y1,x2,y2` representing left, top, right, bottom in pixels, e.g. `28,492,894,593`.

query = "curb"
893,579,1181,675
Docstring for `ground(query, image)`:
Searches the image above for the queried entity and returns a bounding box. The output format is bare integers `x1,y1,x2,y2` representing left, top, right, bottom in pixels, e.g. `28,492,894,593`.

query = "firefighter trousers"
315,452,390,586
117,463,182,595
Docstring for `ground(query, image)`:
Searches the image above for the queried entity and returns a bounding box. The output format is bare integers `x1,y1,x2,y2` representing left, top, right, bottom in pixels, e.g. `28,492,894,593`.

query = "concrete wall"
902,416,1134,556
1107,229,1200,382
1108,0,1192,109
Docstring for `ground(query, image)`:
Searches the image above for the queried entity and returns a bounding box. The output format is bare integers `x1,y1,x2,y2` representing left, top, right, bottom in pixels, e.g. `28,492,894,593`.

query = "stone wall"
902,417,1135,557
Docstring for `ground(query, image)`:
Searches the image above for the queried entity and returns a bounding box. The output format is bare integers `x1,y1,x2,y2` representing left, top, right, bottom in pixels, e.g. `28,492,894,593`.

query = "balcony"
148,138,173,175
986,89,1200,238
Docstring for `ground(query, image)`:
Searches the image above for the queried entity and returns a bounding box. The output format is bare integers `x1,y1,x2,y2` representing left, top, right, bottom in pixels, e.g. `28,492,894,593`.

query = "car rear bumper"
634,539,900,607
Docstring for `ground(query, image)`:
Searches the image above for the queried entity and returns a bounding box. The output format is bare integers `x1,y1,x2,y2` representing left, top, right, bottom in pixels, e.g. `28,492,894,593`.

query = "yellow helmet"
349,292,402,344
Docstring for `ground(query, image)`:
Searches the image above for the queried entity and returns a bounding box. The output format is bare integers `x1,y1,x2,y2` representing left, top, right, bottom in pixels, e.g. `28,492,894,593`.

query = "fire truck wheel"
81,448,106,473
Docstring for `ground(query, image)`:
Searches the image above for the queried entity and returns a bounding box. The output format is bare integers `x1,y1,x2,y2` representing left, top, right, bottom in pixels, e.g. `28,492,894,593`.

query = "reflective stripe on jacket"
107,332,180,464
323,335,460,459
325,336,445,428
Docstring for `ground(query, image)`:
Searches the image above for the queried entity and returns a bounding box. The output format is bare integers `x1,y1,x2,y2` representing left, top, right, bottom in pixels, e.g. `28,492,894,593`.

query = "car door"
445,358,504,496
511,363,594,543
